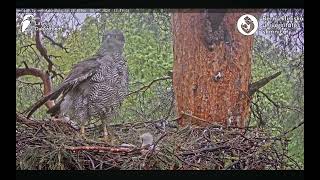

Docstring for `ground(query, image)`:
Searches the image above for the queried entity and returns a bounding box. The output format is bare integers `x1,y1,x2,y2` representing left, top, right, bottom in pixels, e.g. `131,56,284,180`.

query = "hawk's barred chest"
87,52,128,118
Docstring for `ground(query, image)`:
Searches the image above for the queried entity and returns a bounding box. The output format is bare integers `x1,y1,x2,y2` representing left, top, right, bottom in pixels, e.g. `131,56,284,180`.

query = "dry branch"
42,33,69,53
127,76,172,96
16,112,41,128
180,145,229,156
249,72,282,96
181,111,223,127
281,120,304,137
16,67,54,109
35,12,54,72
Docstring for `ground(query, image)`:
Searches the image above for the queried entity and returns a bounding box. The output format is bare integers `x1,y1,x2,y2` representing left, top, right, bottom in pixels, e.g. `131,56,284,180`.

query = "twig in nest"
173,153,200,169
16,113,41,128
180,145,230,156
223,158,241,170
111,116,180,129
181,111,223,128
150,133,167,155
170,116,182,122
65,145,133,153
83,151,96,170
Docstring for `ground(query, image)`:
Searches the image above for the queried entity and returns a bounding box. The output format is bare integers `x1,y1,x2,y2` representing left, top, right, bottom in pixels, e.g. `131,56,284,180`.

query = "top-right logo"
237,14,258,36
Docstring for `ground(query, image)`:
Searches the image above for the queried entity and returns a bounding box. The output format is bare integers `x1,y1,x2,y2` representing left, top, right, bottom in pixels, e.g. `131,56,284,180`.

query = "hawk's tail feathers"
26,87,66,119
47,99,63,116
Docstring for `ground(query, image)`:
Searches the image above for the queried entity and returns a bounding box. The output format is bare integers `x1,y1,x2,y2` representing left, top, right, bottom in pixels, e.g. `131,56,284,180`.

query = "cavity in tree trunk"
172,11,255,127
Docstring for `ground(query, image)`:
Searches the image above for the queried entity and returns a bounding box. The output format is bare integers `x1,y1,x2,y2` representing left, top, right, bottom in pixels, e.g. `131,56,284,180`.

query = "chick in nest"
140,132,154,149
119,132,155,151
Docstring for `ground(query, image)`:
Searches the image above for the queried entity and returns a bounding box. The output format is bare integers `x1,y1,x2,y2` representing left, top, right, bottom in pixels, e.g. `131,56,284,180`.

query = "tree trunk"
172,11,255,127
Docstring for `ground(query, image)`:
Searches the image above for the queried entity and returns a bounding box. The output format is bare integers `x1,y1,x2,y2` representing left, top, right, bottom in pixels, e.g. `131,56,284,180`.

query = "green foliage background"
251,36,304,168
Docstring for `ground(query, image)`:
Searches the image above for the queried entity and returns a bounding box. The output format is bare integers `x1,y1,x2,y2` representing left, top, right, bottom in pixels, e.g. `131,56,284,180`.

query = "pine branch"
249,71,282,96
42,33,69,53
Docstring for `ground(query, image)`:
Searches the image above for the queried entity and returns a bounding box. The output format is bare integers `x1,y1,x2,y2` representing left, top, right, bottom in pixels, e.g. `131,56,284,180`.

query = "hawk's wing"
26,56,101,118
63,57,101,85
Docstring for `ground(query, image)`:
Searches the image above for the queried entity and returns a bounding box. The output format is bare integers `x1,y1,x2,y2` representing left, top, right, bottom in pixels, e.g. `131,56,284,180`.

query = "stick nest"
16,113,299,170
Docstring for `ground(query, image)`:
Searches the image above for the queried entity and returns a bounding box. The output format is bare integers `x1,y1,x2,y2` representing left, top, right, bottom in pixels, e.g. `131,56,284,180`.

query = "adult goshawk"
27,30,129,141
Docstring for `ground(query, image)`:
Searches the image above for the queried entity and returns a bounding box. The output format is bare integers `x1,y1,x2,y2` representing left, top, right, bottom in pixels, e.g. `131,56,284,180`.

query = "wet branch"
249,71,282,96
127,76,172,96
42,33,69,53
35,12,54,72
16,67,55,109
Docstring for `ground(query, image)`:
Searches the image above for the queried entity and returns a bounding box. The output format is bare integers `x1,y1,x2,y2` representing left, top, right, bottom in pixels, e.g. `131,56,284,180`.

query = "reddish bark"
172,11,255,128
65,146,133,153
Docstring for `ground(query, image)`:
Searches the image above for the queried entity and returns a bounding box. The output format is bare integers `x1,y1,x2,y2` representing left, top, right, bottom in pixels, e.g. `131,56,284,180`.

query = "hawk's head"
99,29,125,55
